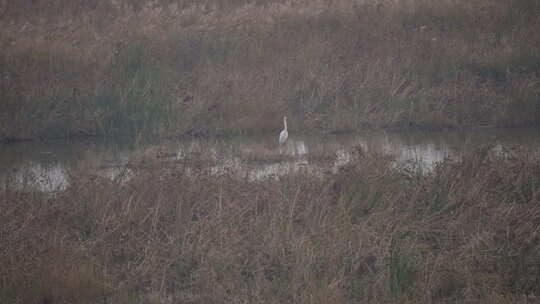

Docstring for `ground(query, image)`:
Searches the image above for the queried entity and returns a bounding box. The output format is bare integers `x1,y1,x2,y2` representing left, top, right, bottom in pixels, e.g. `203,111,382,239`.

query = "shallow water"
1,127,540,191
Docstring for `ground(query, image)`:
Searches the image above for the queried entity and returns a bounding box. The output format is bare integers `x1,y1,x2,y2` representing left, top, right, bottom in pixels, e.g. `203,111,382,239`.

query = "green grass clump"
92,42,172,137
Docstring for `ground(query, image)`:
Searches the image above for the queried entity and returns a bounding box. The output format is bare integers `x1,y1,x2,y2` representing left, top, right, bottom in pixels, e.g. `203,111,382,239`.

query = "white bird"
279,116,288,146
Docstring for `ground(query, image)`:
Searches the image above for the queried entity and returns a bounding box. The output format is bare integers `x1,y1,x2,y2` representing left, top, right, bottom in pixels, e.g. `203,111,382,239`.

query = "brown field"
1,146,539,303
1,0,539,141
1,1,540,302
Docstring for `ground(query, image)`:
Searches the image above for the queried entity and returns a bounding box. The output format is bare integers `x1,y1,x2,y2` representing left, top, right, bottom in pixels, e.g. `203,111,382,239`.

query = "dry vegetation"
2,0,540,302
0,0,539,141
1,147,540,303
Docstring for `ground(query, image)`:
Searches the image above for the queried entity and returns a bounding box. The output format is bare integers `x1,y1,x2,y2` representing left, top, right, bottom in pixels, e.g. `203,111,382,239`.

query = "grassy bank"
1,0,539,141
1,147,540,303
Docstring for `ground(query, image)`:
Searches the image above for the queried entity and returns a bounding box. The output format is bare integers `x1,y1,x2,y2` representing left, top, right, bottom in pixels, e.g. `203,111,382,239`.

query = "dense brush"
1,146,539,303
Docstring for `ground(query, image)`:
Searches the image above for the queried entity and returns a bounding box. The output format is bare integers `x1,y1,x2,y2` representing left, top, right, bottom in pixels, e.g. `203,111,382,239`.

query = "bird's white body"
279,116,288,145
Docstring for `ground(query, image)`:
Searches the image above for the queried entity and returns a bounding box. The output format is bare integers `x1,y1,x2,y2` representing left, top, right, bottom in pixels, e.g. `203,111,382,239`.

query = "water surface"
1,127,539,191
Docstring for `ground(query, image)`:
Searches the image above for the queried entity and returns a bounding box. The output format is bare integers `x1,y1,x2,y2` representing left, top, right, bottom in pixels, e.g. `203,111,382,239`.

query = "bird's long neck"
283,117,287,131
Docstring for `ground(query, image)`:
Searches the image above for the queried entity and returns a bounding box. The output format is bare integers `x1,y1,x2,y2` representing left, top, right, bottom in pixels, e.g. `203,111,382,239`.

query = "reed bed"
1,147,539,303
1,0,539,141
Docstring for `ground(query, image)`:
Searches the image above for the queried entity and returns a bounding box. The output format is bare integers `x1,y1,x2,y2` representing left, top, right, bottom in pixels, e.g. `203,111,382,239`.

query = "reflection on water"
1,127,540,191
2,162,68,192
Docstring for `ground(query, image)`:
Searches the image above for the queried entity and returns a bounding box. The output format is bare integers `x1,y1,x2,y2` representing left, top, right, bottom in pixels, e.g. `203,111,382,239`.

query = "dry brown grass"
1,0,539,141
1,146,539,303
